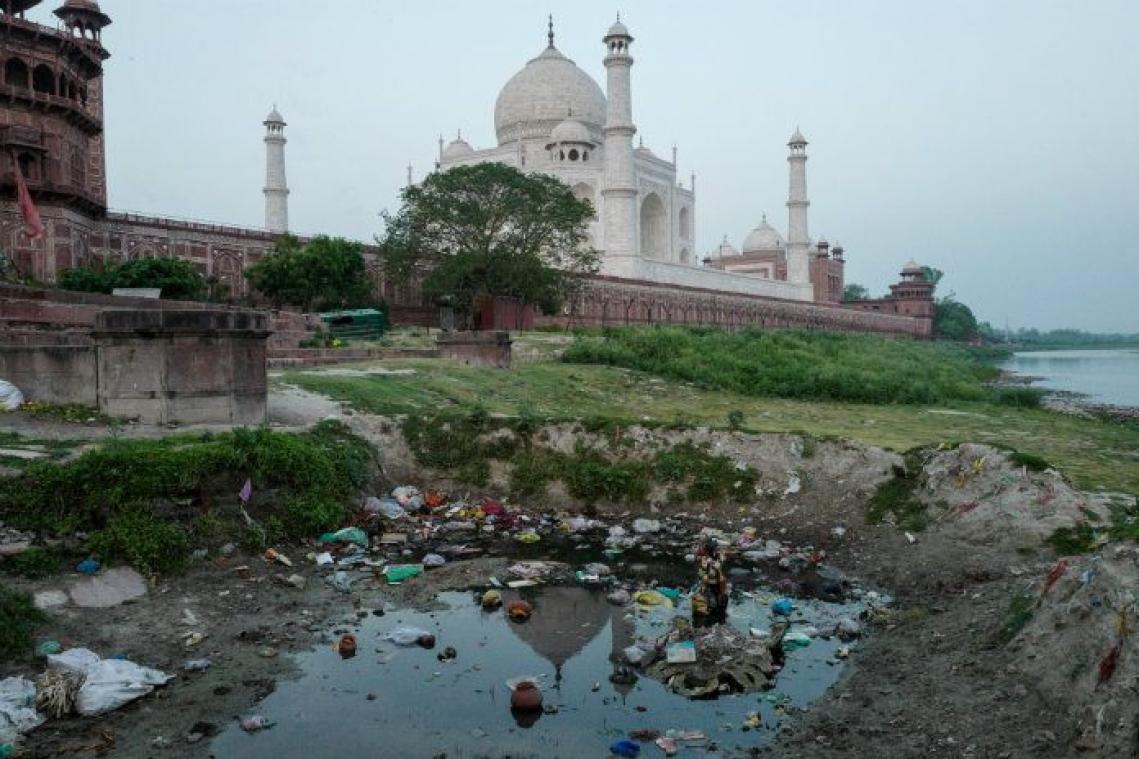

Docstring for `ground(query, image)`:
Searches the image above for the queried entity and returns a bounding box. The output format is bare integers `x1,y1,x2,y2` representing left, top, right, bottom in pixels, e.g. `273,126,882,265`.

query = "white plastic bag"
45,648,171,716
75,659,172,716
0,677,44,743
383,627,432,646
0,380,23,411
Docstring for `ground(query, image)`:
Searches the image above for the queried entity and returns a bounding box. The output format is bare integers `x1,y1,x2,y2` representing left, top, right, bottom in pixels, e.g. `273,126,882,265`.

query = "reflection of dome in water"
502,586,635,693
504,586,611,670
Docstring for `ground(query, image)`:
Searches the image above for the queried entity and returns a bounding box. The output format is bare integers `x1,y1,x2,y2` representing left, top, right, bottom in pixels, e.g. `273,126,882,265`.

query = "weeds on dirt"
994,591,1035,645
0,585,46,660
993,387,1045,408
403,410,761,506
0,546,62,579
1046,495,1139,555
866,452,928,531
16,401,124,427
0,421,377,574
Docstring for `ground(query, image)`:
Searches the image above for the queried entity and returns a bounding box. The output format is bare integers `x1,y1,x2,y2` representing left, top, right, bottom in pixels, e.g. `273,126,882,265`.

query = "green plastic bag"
385,565,424,584
319,527,368,547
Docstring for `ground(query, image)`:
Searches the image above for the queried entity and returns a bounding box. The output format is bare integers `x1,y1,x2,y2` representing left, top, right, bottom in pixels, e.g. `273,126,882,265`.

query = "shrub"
0,586,47,659
994,387,1044,408
0,546,61,579
562,327,999,406
88,509,191,575
58,257,207,300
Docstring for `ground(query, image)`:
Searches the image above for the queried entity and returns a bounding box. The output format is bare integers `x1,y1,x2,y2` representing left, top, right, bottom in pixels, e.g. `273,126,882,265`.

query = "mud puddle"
210,583,872,757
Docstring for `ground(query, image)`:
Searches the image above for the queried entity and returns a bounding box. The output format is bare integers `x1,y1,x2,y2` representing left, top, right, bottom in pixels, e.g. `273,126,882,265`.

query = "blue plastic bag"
610,739,640,757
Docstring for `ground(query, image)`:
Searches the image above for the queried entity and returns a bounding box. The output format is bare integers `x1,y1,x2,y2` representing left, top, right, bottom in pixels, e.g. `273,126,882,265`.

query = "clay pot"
336,634,357,658
481,589,503,609
415,634,436,649
507,600,533,622
510,681,543,711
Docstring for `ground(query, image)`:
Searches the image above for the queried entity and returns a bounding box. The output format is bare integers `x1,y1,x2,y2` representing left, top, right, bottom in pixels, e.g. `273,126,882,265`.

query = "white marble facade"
435,18,813,302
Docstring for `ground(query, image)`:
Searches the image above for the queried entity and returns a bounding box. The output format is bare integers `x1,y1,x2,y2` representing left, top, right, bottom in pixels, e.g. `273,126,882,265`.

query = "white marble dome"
494,45,606,146
742,217,784,252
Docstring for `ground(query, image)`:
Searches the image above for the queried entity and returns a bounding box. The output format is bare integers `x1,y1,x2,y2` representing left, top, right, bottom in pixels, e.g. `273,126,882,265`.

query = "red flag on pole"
12,155,44,241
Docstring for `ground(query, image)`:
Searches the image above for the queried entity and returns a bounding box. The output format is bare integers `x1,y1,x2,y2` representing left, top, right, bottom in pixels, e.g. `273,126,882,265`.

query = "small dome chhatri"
442,131,474,159
550,118,591,145
742,215,785,253
264,105,285,126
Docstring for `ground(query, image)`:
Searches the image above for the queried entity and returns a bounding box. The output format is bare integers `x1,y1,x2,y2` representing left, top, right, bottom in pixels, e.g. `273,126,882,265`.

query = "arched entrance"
639,193,666,259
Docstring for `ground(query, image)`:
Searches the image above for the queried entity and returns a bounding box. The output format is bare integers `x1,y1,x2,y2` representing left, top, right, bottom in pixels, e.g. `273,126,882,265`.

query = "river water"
1001,348,1139,407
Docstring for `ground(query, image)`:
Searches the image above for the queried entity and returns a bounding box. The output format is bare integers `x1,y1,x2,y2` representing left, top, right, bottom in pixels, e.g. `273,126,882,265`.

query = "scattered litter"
240,715,271,732
507,600,533,622
632,519,661,534
384,565,423,584
783,631,812,649
284,574,306,590
75,559,100,575
607,589,632,605
326,571,354,593
68,567,147,609
320,527,368,547
315,552,334,566
0,380,23,411
336,634,357,659
634,590,673,607
384,627,434,647
771,597,795,617
610,738,641,757
45,648,172,716
481,590,503,609
0,677,43,744
35,641,62,658
623,646,646,665
666,640,697,664
379,533,409,545
182,660,211,672
422,553,447,568
263,549,293,568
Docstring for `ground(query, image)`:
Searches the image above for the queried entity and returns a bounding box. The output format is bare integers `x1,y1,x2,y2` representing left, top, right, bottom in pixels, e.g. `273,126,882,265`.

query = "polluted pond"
206,488,890,758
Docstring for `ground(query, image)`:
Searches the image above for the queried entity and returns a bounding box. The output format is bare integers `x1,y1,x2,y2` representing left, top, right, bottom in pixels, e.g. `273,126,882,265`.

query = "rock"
33,590,69,610
67,567,147,608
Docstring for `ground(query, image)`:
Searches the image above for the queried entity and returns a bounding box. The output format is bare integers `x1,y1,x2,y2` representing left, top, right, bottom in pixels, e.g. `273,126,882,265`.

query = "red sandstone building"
0,2,935,339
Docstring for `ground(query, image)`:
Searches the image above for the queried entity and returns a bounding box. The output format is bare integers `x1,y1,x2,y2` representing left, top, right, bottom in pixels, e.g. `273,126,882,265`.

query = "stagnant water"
211,584,869,757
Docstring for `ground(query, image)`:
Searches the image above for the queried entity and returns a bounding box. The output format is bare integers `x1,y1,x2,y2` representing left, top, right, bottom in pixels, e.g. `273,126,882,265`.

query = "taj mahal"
432,16,838,304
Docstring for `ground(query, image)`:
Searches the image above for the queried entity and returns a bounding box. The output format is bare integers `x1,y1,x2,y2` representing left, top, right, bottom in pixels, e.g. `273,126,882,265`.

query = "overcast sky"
41,1,1139,331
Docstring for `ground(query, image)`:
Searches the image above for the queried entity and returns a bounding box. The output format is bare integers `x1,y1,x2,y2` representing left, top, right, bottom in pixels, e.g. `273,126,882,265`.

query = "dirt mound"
1010,548,1139,756
919,443,1109,548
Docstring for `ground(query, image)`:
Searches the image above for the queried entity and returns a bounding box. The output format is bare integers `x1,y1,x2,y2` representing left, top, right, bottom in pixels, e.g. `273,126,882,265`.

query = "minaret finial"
548,14,554,47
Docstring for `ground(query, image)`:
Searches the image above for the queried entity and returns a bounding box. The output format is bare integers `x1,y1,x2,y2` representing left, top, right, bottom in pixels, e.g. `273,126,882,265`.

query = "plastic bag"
46,649,171,717
422,553,447,567
0,677,43,744
319,527,368,547
0,381,23,412
383,627,432,647
632,518,661,534
365,497,406,520
385,565,423,584
634,590,673,608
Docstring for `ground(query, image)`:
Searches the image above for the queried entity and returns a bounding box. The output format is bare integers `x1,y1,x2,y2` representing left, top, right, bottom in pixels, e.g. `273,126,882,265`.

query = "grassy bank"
561,327,1031,406
0,421,378,574
279,359,1139,493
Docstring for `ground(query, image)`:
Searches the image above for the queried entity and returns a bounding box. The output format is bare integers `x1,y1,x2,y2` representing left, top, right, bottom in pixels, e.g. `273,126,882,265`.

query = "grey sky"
54,1,1139,330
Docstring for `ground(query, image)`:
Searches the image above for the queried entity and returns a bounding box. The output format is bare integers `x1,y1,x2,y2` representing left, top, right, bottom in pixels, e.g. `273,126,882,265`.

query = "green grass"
0,586,46,660
278,359,1139,494
0,421,378,574
562,327,1000,405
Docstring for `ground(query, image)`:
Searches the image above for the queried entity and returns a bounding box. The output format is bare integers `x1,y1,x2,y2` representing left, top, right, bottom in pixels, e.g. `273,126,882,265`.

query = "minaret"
785,127,810,284
263,106,289,233
601,16,638,258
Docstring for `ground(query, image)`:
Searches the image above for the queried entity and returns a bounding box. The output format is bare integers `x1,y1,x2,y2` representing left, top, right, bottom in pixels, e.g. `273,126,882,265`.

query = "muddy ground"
2,397,1135,758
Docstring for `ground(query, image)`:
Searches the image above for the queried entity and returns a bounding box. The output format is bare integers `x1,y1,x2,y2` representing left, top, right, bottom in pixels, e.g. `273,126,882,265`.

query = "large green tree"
842,283,870,302
245,234,375,311
934,296,979,341
379,163,599,326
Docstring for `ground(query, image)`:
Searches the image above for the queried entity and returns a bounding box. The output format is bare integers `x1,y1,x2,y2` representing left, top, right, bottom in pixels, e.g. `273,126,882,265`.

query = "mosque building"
433,17,842,304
